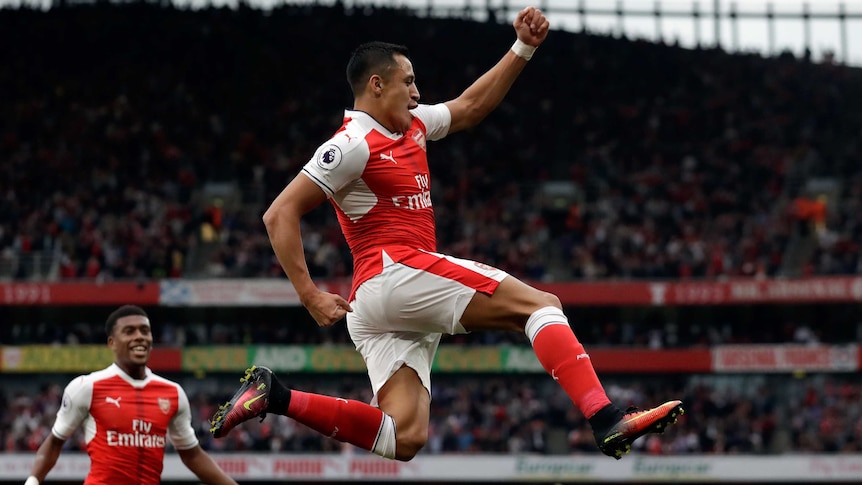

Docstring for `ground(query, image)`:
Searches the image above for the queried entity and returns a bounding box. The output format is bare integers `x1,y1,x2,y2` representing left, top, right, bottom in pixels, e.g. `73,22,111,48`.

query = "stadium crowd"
5,301,860,348
2,373,860,455
1,4,860,283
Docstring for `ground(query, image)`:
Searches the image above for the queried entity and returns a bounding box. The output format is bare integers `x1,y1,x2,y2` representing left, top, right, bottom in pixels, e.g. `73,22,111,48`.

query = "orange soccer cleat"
594,399,685,459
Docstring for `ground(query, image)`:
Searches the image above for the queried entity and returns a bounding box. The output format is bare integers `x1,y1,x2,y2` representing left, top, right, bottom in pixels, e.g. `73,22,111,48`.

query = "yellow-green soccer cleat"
210,365,272,438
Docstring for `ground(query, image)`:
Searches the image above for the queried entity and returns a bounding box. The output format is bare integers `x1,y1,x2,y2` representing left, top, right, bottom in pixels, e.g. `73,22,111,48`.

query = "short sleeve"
168,385,199,450
301,130,370,197
52,375,93,440
410,103,451,141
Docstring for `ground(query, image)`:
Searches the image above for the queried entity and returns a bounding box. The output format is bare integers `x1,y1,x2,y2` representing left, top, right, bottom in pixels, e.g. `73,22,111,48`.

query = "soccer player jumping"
210,6,683,461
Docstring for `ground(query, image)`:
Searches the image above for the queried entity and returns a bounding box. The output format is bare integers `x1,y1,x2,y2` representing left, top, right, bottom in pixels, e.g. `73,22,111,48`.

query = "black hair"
346,41,410,96
105,305,148,336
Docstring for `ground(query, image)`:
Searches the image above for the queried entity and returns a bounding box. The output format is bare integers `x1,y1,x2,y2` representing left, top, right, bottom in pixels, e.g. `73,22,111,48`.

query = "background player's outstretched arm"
26,434,65,484
178,445,239,485
444,6,549,134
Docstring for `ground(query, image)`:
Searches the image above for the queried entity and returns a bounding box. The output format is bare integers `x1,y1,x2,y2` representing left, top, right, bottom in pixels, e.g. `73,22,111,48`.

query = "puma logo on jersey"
380,151,397,164
105,396,122,408
577,353,590,360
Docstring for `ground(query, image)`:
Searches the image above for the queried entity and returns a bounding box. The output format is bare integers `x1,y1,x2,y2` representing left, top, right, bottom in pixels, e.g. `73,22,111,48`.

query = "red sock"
285,391,384,451
532,323,611,418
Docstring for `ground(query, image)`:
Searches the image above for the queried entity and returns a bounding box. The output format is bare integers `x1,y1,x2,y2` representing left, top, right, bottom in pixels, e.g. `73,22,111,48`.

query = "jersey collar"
110,362,153,386
345,109,407,139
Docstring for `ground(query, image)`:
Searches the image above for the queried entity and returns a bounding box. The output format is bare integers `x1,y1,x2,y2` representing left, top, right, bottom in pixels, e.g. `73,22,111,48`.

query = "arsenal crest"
411,130,426,151
158,398,171,414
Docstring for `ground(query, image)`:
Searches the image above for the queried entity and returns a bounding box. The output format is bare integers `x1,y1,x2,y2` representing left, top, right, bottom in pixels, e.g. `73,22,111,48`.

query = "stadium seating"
1,4,859,282
2,373,860,454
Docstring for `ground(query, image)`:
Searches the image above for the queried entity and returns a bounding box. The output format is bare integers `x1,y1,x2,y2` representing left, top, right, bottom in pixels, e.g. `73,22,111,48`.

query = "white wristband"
510,39,537,61
25,477,40,485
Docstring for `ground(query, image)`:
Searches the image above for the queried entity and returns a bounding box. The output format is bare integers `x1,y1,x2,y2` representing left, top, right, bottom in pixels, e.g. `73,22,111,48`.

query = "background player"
210,6,682,461
24,305,238,485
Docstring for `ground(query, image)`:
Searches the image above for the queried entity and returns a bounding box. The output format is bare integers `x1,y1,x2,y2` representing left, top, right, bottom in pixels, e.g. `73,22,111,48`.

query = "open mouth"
130,345,149,357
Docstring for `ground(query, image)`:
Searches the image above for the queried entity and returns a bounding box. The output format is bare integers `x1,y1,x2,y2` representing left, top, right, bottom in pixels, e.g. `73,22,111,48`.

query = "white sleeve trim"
168,384,199,450
410,103,451,141
302,129,370,197
51,375,93,440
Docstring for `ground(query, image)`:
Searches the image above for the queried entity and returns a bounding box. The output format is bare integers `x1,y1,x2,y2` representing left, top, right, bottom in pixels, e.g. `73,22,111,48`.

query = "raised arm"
445,6,549,134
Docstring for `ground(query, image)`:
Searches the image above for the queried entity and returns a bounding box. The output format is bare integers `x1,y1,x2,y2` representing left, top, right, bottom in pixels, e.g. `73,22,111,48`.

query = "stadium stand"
1,3,860,283
3,299,861,348
3,373,861,455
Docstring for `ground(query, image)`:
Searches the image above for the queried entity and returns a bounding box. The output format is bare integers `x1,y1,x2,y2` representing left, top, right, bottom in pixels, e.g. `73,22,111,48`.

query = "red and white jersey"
302,104,451,300
52,363,198,485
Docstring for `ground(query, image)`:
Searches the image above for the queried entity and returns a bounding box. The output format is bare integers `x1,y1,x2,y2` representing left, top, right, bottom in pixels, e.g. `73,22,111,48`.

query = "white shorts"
347,248,509,405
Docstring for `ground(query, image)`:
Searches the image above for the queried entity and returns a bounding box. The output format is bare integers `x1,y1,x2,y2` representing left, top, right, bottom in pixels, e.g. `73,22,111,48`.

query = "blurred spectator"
2,373,860,455
0,4,859,282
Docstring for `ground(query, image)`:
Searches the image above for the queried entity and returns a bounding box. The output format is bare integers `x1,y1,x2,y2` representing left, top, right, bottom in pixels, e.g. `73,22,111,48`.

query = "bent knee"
519,287,561,313
534,290,561,310
462,278,564,332
394,430,427,461
503,278,561,312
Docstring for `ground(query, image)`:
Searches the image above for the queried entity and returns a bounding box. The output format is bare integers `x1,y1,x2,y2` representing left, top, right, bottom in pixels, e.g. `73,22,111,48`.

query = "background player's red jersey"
52,364,198,485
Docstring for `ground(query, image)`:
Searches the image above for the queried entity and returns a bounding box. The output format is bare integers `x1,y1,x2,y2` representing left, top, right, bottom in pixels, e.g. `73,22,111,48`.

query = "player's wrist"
510,39,537,60
24,476,40,485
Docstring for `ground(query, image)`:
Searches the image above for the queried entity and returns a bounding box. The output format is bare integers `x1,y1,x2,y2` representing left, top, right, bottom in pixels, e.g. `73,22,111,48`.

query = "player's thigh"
346,322,441,406
376,365,431,443
459,274,561,332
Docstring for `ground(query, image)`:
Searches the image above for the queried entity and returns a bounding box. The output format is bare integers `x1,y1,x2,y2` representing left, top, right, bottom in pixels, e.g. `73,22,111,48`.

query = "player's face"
108,315,153,377
380,54,420,134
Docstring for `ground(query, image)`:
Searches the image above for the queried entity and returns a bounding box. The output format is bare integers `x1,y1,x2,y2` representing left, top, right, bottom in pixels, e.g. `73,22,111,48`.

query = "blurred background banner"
1,282,160,305
2,452,862,481
0,346,181,372
3,276,862,306
2,344,857,372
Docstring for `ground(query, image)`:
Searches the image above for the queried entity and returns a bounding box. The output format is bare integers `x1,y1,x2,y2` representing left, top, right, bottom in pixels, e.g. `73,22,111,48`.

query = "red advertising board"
536,276,862,306
1,282,160,305
590,348,712,373
147,348,183,372
712,345,859,372
2,277,860,306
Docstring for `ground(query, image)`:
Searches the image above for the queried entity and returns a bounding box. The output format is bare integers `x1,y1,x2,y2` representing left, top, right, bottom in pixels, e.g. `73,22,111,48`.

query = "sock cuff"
524,306,569,344
371,413,397,459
